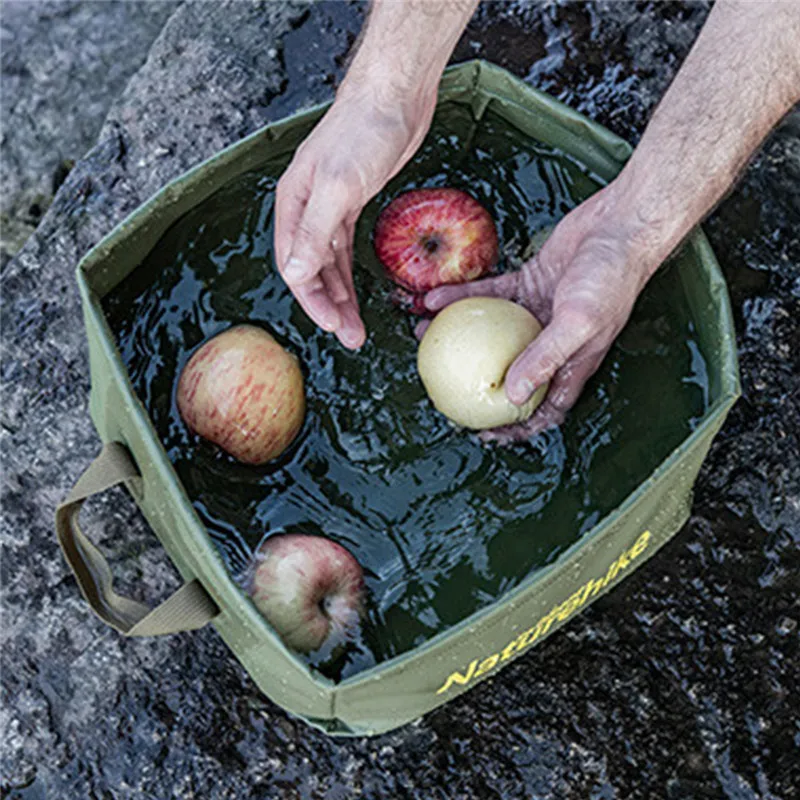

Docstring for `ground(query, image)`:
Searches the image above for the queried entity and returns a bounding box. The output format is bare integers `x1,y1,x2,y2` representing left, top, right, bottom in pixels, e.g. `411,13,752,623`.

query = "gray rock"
0,0,179,266
2,1,798,798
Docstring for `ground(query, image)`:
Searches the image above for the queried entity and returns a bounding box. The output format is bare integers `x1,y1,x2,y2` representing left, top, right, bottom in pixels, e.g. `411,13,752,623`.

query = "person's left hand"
274,80,437,350
422,182,663,443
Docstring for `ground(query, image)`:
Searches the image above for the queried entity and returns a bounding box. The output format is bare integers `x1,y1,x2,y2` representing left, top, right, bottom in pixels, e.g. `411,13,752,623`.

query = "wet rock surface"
2,2,798,797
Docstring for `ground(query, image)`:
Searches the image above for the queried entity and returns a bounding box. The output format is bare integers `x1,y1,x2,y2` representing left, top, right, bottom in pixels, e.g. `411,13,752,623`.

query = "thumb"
505,309,595,405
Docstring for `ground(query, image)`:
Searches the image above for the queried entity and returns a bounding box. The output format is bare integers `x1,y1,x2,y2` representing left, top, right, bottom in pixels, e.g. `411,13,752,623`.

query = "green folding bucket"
56,61,740,736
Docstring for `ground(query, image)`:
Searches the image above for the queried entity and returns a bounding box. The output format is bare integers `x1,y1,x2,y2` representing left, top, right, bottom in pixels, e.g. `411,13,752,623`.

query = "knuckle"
562,308,595,343
531,341,566,378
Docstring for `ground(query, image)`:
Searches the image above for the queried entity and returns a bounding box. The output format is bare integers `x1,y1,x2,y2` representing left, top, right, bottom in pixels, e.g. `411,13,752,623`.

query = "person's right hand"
422,181,665,443
274,83,436,349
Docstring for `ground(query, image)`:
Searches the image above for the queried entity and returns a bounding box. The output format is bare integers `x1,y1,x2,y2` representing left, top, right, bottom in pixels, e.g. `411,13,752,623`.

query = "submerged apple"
248,534,365,654
374,188,498,302
176,325,305,465
417,297,549,430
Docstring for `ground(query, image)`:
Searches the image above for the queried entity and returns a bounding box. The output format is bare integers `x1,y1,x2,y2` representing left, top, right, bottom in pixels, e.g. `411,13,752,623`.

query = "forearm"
339,0,478,114
611,0,800,276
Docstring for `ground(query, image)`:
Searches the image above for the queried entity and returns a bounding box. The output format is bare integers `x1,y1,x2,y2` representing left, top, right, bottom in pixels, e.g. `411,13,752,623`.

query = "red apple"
248,534,365,654
373,188,498,303
176,325,305,465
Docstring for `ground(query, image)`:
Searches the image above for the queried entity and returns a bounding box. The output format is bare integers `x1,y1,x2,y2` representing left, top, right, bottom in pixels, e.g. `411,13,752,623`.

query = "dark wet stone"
1,2,798,798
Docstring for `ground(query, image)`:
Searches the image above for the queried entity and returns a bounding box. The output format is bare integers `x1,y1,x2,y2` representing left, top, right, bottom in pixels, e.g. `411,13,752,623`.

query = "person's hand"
274,83,436,350
423,182,662,443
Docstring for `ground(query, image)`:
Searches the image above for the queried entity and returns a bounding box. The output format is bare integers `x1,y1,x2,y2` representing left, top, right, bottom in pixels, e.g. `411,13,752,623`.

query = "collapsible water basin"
57,61,740,736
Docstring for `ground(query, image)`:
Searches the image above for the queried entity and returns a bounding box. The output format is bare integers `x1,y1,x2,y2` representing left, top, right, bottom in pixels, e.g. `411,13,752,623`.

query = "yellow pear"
417,297,548,430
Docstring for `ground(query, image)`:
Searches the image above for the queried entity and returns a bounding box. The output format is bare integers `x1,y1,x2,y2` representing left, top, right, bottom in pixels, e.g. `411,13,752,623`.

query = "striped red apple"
177,325,304,465
248,534,365,654
374,188,498,310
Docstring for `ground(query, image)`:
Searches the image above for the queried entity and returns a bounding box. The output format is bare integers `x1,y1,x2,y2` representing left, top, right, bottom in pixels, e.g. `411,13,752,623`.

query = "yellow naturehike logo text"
435,530,652,695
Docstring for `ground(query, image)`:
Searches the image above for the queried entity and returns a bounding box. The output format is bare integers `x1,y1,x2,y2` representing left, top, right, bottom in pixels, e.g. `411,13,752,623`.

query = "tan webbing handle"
55,442,219,635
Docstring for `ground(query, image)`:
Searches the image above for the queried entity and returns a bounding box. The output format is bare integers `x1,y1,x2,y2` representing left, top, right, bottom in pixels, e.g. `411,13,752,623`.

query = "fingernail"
340,328,364,349
284,257,307,282
511,379,534,405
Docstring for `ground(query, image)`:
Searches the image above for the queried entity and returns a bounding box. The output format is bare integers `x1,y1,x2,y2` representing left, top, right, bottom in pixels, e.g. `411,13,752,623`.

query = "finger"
517,348,606,434
414,319,431,341
424,271,519,312
282,178,353,286
322,262,350,305
479,350,604,444
274,160,312,275
333,233,366,349
335,301,367,349
482,398,563,442
505,309,596,405
292,275,341,333
478,419,538,445
545,349,605,414
333,221,358,303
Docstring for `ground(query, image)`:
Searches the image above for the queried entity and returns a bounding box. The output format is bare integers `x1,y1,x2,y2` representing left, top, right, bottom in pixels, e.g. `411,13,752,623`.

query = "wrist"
337,59,440,133
337,0,477,131
599,168,692,285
